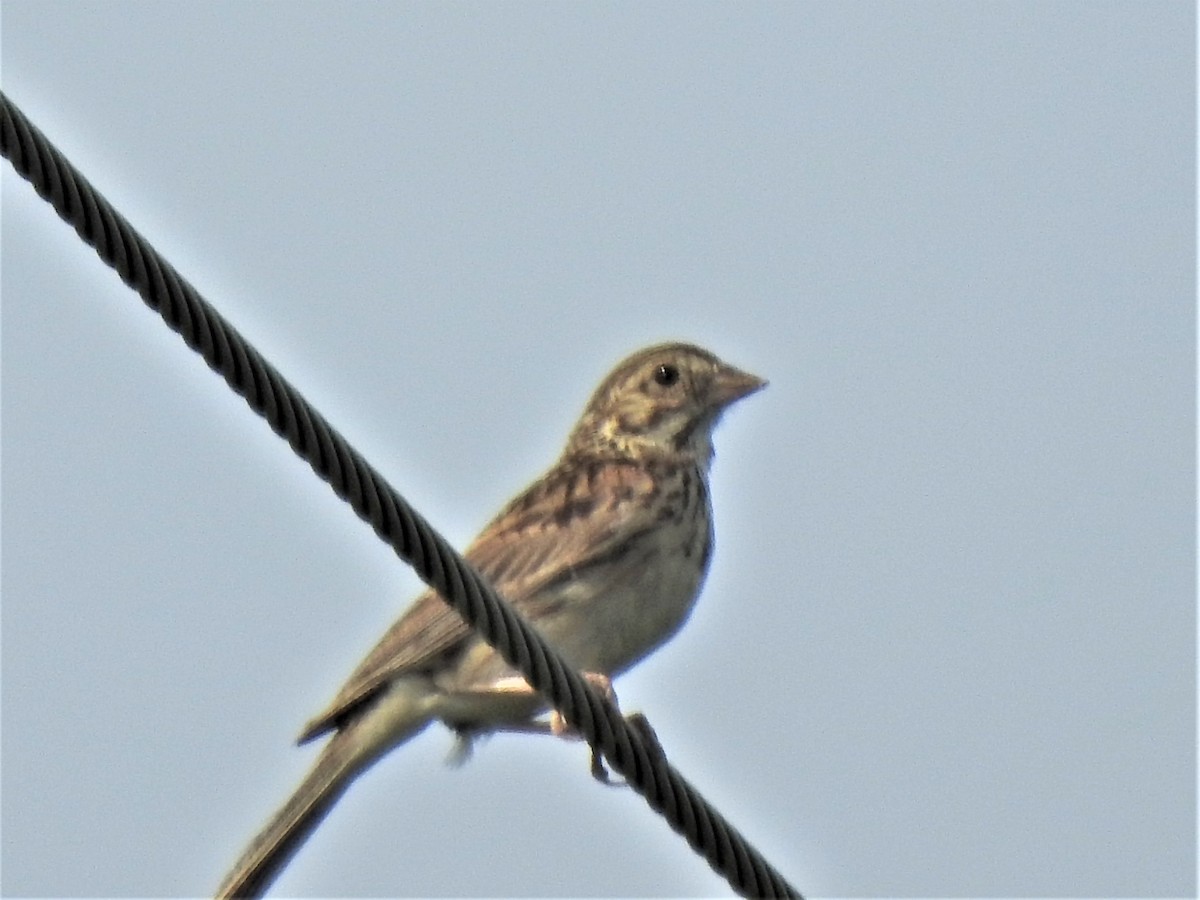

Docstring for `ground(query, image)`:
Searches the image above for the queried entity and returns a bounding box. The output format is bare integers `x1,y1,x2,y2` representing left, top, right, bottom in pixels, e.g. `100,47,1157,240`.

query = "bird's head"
566,342,766,467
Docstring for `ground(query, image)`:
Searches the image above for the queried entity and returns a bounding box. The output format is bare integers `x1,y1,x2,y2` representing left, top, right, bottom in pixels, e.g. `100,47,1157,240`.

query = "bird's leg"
457,672,663,785
548,672,631,784
477,672,617,738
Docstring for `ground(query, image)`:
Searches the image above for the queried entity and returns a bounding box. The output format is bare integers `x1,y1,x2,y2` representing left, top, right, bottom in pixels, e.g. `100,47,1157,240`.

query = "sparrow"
215,341,766,898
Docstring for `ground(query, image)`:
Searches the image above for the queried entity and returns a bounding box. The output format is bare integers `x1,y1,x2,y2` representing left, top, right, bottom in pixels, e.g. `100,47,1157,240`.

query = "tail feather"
215,730,362,899
215,681,435,899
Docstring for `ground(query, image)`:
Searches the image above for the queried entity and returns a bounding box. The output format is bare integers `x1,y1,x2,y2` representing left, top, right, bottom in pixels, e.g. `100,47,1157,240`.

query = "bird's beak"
713,364,768,408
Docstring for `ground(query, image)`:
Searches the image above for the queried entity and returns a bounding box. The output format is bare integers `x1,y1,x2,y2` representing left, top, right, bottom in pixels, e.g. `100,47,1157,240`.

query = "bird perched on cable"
215,341,766,899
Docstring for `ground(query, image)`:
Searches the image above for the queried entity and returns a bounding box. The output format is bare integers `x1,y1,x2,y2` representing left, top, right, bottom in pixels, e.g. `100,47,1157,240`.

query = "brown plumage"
215,342,765,898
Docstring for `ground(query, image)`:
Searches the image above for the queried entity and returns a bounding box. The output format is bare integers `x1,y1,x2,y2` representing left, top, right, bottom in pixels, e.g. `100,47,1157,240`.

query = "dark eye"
653,363,680,386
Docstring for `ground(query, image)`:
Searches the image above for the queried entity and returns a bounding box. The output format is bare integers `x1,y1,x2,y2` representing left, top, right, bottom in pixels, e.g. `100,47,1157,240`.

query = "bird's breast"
535,505,713,677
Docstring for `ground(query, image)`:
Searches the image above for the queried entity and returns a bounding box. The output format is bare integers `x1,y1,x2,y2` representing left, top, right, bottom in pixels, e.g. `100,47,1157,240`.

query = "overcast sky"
2,3,1194,898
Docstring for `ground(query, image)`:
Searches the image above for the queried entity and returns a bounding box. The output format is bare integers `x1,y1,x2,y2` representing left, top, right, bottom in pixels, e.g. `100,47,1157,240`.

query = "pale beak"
713,364,768,408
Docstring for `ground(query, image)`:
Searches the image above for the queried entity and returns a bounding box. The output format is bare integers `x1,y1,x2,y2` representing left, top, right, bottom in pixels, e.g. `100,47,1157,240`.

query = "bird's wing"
297,457,661,743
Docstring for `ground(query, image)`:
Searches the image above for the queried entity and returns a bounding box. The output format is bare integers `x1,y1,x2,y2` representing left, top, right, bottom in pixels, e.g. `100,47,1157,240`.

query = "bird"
215,341,766,898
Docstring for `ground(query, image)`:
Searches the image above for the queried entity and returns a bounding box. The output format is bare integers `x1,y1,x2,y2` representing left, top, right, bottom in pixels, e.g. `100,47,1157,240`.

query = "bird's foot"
587,711,667,785
549,671,617,737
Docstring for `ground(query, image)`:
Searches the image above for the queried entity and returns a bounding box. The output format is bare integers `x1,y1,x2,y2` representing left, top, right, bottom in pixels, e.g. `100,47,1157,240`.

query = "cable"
1,90,802,899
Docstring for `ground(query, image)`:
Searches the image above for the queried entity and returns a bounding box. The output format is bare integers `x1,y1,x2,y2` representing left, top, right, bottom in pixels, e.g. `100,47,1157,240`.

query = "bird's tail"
215,683,435,899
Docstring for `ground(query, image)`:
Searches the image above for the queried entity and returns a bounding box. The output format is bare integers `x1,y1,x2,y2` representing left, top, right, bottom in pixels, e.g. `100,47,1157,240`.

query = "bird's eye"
653,363,680,387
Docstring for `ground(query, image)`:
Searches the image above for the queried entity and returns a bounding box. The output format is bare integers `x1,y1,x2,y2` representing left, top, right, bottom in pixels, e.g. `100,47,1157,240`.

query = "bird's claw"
587,711,667,786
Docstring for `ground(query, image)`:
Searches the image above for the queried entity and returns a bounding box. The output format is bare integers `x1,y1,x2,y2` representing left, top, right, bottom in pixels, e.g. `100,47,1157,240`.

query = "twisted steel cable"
1,90,801,899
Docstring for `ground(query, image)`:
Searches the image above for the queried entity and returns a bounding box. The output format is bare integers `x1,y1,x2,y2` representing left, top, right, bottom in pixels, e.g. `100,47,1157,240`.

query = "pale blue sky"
2,3,1194,897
